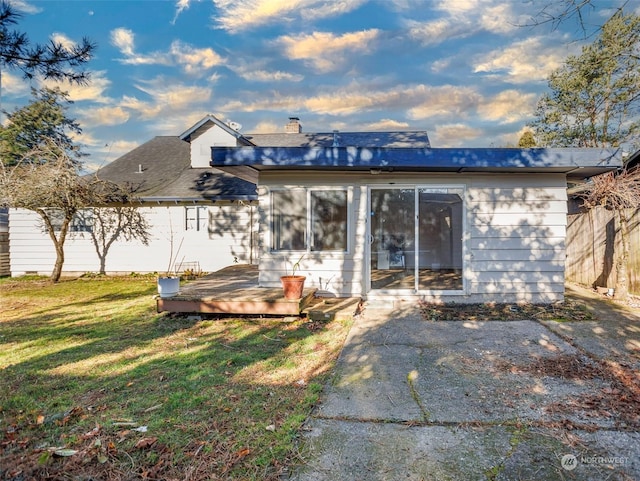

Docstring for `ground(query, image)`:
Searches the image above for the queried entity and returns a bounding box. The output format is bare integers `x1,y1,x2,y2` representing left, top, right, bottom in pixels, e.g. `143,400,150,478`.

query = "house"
8,114,623,305
211,118,622,304
8,116,259,277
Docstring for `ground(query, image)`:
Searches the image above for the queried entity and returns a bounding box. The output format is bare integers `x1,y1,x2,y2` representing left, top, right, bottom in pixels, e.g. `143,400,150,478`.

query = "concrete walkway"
287,291,640,481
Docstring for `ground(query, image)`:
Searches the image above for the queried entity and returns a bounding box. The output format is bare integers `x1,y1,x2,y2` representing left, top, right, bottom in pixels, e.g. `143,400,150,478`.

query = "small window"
311,190,347,251
46,209,93,233
185,206,208,231
272,189,348,252
272,190,306,250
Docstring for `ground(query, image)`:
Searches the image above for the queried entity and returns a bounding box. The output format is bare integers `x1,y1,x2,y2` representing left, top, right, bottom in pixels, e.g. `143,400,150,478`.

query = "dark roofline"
211,146,622,181
132,196,258,205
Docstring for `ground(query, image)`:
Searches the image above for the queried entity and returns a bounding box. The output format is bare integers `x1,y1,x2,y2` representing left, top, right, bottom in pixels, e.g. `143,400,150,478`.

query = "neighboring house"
212,119,622,304
8,116,259,277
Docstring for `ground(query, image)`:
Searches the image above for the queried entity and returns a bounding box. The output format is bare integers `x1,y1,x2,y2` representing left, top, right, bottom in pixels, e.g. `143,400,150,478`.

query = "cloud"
50,32,77,51
42,70,111,103
251,120,282,133
110,27,135,57
79,106,130,127
0,71,30,97
218,83,482,120
364,119,410,130
238,69,304,82
407,85,482,119
407,0,521,46
172,0,191,24
477,89,537,124
277,29,381,72
8,0,41,14
120,78,213,121
473,35,574,83
110,28,224,74
407,18,471,46
169,41,225,74
212,0,366,32
479,4,519,33
431,123,483,147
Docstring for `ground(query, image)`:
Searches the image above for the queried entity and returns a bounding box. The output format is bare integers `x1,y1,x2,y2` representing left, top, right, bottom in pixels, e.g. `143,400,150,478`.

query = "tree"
0,87,81,166
89,207,151,275
530,11,640,149
0,88,134,281
578,167,640,301
524,0,630,38
530,9,640,300
0,1,95,83
1,140,99,281
518,130,537,148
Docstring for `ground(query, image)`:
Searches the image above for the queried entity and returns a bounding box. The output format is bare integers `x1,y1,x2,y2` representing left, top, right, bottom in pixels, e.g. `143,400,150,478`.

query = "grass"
0,276,352,480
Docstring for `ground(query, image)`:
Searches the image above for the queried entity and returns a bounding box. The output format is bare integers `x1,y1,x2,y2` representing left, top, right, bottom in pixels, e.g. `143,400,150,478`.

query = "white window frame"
366,184,467,295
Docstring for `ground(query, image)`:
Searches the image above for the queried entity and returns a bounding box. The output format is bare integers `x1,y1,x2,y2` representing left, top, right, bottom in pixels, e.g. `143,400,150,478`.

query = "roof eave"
211,147,622,180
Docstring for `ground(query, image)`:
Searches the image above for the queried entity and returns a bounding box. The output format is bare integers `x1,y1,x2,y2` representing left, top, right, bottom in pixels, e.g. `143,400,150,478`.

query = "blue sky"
2,0,633,171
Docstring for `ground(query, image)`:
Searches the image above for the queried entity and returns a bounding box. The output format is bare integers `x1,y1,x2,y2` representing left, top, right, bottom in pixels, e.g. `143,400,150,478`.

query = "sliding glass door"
369,186,464,293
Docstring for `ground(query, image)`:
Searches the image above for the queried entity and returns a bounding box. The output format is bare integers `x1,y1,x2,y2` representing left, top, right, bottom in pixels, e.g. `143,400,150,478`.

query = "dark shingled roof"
95,136,257,203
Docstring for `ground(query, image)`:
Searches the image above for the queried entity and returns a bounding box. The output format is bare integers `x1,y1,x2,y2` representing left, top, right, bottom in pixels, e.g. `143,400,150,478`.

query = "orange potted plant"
280,255,306,299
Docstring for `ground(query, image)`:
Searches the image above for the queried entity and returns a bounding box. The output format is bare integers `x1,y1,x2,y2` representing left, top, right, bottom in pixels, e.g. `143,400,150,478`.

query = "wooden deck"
156,264,355,317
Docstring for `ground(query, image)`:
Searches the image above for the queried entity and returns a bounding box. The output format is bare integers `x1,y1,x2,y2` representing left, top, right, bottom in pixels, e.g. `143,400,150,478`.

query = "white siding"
258,172,568,303
190,125,238,168
467,175,567,303
8,204,257,276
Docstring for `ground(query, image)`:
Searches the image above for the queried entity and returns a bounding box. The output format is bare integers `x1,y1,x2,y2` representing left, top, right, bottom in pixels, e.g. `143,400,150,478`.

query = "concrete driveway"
287,289,640,481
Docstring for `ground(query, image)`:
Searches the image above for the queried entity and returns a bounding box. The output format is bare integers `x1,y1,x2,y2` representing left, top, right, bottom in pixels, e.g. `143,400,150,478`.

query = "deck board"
156,264,318,315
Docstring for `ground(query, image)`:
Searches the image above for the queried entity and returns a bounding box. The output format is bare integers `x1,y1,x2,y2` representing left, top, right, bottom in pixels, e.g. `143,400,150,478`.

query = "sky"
2,0,635,172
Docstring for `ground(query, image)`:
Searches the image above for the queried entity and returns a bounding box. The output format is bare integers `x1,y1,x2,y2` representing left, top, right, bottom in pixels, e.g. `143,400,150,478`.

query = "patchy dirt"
419,299,595,322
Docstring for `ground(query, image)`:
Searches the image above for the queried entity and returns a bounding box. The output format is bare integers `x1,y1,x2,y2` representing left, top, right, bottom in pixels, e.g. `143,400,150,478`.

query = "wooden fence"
0,208,9,277
566,200,640,294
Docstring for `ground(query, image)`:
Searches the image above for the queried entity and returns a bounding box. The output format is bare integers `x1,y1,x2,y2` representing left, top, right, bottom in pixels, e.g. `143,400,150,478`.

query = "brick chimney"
285,117,302,133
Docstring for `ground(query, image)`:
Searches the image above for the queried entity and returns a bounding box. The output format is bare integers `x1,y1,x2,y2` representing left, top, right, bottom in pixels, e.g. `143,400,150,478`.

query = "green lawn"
0,276,352,480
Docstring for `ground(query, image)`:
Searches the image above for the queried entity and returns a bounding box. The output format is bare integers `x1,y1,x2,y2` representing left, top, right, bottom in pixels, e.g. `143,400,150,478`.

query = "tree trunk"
38,209,71,283
614,208,630,301
51,239,65,282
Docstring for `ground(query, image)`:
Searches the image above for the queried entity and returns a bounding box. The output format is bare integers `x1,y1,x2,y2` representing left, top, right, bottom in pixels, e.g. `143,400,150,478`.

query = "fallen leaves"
135,437,158,449
495,353,640,427
420,300,594,322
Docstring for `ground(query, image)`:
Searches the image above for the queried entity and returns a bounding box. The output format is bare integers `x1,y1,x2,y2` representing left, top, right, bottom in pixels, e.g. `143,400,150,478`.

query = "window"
46,209,93,233
272,189,348,252
185,206,208,231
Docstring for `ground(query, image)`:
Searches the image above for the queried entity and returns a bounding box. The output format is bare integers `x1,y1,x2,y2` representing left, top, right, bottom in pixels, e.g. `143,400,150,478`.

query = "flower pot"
157,276,180,298
281,275,306,300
